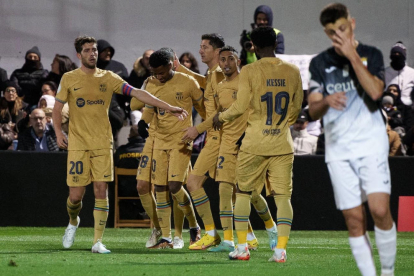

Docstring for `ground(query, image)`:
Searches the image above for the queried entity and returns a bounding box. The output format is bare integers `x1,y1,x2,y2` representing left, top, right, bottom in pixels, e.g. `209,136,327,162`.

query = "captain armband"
122,83,136,96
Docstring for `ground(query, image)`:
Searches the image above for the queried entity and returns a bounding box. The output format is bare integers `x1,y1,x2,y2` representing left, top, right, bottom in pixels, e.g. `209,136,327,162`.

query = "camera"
244,41,253,50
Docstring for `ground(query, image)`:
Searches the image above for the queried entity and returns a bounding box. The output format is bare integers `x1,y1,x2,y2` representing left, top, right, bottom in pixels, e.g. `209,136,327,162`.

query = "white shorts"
327,153,391,210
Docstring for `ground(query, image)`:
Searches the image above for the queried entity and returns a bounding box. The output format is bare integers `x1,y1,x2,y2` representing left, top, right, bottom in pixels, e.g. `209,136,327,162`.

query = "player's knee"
273,193,291,201
186,174,203,192
68,195,82,204
168,181,182,194
154,184,168,193
236,184,252,195
137,180,150,194
219,182,233,195
370,205,390,221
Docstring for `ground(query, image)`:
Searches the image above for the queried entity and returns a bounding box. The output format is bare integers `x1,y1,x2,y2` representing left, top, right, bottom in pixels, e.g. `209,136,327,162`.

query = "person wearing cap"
381,94,403,130
239,5,285,66
291,109,318,155
0,81,27,131
385,41,414,106
10,46,49,107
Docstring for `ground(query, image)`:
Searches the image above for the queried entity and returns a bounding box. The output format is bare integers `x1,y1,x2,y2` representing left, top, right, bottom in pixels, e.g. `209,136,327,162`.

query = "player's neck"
226,72,239,82
80,65,97,74
206,59,219,71
258,49,277,58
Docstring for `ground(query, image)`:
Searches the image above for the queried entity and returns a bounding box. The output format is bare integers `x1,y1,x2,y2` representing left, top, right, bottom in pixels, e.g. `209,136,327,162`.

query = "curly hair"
74,35,97,53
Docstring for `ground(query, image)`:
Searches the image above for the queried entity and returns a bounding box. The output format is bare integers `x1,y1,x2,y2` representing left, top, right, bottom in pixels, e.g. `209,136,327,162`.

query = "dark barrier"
1,151,413,230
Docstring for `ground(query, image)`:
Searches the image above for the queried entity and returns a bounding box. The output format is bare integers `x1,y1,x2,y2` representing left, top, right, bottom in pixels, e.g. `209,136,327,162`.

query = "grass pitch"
0,228,413,276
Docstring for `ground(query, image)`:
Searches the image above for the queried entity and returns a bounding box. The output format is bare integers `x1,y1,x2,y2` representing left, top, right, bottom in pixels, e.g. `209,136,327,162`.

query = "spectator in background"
385,41,414,106
0,67,7,92
381,95,403,130
0,81,27,132
109,94,125,148
384,84,414,132
46,54,77,85
239,5,285,66
16,108,62,151
179,52,200,73
38,81,58,109
128,49,154,124
10,46,48,107
291,109,318,155
97,40,130,122
114,125,145,169
387,123,402,156
128,49,154,89
0,123,14,150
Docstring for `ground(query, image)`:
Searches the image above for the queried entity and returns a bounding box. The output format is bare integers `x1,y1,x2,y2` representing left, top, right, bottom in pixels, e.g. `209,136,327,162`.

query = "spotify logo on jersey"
76,98,85,107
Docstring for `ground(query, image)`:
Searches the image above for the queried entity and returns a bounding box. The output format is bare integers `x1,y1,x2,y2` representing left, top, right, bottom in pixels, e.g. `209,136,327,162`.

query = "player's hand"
137,120,149,139
332,30,357,60
213,113,223,131
325,92,347,110
182,126,199,142
173,53,180,71
168,106,188,121
56,132,68,149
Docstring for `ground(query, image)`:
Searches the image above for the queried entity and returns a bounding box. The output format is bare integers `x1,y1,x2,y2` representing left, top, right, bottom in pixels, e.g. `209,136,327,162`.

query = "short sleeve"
308,57,324,95
367,48,385,82
55,74,70,103
110,72,128,95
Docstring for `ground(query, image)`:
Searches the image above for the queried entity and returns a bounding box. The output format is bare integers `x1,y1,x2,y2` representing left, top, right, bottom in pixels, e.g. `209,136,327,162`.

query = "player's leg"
136,137,162,247
267,154,293,263
209,153,236,252
230,151,268,261
168,148,201,247
361,153,396,276
187,140,220,249
63,150,90,249
150,149,173,248
90,149,113,254
173,162,192,249
251,190,277,250
327,160,376,275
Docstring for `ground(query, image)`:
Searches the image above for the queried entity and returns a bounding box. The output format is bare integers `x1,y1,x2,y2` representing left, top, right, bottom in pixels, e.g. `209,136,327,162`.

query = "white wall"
0,0,413,77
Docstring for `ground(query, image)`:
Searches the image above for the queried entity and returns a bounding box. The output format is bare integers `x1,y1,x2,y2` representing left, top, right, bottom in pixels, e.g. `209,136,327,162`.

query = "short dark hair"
42,81,58,92
149,48,174,68
319,3,349,26
219,45,238,55
250,27,276,49
74,36,97,53
201,33,225,49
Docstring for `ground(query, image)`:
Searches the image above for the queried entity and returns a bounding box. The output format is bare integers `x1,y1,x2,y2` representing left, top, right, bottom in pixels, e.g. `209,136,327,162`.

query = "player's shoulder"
278,58,300,73
175,72,199,86
62,68,81,80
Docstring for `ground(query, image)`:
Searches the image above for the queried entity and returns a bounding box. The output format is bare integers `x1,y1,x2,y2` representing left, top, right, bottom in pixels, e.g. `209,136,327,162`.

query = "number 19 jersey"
220,57,303,156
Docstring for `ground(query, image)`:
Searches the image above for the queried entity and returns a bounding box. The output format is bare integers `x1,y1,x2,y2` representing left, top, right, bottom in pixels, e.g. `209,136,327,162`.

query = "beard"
82,56,96,69
23,59,42,71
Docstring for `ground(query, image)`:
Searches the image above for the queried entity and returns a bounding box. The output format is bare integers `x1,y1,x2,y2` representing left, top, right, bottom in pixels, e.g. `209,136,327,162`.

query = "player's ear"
76,52,82,60
350,17,356,31
237,58,241,67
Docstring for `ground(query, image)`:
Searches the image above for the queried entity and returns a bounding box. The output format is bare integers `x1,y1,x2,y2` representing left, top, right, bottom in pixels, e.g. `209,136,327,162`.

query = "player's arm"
287,73,304,125
175,60,207,89
217,69,250,123
127,86,187,120
182,113,215,142
332,31,384,100
52,101,68,149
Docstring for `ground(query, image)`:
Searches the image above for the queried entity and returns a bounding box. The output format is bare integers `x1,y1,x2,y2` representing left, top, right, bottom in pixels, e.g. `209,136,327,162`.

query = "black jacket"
114,136,145,169
17,124,62,151
10,65,48,106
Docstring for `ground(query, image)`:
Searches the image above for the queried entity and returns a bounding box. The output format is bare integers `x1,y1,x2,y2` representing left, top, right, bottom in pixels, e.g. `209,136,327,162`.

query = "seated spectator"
38,95,55,109
114,125,145,169
384,84,414,132
387,124,402,156
382,95,403,130
46,54,77,85
109,94,125,148
291,110,318,155
0,81,28,132
0,123,14,150
16,108,63,151
10,46,49,107
179,52,200,73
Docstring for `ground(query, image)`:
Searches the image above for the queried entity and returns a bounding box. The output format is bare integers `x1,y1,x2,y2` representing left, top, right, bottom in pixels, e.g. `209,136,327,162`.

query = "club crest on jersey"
232,91,237,99
99,83,107,92
176,92,183,100
159,108,166,115
72,176,79,183
76,98,85,107
342,65,349,78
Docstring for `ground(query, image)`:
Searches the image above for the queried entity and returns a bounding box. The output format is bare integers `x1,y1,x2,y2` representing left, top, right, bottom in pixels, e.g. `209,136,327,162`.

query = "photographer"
239,5,285,66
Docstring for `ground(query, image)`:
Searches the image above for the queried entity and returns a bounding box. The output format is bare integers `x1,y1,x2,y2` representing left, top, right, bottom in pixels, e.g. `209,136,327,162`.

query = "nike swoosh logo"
74,87,82,91
171,174,179,177
104,175,110,177
383,180,389,185
325,66,337,73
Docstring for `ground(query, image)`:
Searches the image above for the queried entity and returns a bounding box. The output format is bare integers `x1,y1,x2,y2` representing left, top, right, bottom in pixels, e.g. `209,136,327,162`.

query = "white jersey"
309,44,388,162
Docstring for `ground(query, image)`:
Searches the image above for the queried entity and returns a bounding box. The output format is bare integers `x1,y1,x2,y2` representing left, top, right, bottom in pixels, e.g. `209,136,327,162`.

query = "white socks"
349,235,376,276
375,223,397,275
